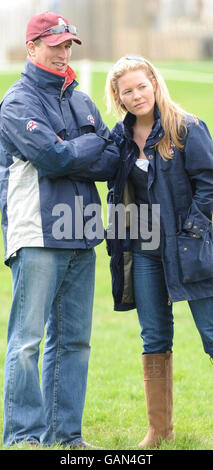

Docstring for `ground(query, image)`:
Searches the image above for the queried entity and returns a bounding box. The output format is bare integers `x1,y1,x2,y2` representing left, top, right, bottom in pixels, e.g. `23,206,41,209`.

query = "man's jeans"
3,247,96,447
133,252,213,357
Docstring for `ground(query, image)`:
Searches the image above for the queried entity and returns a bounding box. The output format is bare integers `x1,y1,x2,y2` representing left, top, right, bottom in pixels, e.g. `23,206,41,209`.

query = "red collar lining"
29,59,77,87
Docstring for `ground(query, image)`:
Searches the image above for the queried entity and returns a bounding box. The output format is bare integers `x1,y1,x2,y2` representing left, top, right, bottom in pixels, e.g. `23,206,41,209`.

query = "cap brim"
41,32,82,46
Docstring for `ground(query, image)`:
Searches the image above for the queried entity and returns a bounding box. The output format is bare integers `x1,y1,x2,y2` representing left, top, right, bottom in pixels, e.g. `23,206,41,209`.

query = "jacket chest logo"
169,141,175,155
26,120,37,131
87,114,95,124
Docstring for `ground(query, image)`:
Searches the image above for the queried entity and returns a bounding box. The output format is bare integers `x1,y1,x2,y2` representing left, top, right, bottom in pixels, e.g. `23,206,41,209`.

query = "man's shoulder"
1,80,21,104
1,79,40,109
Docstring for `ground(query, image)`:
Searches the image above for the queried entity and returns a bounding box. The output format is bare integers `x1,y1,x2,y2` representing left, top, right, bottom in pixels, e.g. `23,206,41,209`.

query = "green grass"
0,61,213,451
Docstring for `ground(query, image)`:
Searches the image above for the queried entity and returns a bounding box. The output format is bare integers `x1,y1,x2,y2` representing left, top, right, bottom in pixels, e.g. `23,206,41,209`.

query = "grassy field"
0,60,213,452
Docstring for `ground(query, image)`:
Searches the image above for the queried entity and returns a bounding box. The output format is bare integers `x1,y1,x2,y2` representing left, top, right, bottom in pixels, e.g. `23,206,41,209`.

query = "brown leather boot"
138,351,174,448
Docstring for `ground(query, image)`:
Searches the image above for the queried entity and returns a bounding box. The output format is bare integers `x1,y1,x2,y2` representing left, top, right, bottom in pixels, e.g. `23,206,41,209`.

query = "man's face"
28,40,72,73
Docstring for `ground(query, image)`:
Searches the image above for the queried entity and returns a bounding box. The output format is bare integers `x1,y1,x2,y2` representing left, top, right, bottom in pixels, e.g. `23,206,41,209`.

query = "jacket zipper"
60,78,67,99
148,181,172,306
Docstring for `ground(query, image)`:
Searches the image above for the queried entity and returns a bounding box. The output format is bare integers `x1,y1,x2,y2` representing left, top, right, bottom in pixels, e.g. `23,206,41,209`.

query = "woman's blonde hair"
105,56,197,160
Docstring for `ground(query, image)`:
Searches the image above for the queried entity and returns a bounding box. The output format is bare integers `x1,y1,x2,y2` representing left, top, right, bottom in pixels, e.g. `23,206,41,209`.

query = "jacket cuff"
183,216,211,236
110,130,125,147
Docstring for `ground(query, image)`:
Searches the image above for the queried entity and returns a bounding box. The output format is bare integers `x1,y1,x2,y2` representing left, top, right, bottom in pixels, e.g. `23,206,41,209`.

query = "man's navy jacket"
0,60,119,263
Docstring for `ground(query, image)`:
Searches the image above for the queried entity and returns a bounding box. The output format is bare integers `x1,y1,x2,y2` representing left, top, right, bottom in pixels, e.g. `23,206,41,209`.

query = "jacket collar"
21,59,78,96
123,105,165,148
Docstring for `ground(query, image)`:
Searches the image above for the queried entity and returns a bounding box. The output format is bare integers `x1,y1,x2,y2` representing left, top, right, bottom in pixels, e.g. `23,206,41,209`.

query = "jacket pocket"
177,231,213,283
121,251,135,304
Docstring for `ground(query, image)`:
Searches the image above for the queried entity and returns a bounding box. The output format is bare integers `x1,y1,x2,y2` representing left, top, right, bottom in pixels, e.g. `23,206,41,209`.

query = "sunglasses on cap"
41,24,78,37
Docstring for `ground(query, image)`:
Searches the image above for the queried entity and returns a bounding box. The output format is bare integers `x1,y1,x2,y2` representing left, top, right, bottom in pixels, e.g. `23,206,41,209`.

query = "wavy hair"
105,56,198,160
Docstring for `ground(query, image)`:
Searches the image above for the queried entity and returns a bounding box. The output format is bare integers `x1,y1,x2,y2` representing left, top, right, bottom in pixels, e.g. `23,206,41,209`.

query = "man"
0,11,119,448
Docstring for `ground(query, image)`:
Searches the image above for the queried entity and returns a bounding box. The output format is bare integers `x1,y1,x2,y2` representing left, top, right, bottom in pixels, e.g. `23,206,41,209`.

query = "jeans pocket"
177,231,213,283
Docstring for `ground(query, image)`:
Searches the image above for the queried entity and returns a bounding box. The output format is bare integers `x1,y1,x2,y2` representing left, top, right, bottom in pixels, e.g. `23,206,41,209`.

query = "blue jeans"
3,247,96,447
133,252,213,357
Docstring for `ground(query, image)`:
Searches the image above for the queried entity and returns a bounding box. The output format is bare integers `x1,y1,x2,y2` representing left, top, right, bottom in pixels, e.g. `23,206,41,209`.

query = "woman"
105,56,213,448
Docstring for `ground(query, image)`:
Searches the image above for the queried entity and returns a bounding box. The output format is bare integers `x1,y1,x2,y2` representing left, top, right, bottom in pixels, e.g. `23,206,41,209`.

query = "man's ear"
26,41,36,59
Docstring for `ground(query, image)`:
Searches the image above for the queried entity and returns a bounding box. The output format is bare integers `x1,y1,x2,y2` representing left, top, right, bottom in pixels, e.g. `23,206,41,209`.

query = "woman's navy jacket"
107,109,213,310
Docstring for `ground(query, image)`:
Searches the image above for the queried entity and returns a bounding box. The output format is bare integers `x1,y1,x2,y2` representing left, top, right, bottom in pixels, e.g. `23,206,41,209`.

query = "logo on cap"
58,18,67,26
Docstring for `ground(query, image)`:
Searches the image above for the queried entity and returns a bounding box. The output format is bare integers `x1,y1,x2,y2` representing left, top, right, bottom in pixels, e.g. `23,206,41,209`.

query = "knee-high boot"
138,351,174,448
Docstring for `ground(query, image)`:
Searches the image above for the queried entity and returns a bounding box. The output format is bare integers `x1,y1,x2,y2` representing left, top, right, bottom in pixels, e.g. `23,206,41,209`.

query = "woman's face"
117,69,156,118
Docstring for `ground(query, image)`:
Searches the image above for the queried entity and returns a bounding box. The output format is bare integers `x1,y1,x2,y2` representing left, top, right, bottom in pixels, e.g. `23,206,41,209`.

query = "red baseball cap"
26,11,82,46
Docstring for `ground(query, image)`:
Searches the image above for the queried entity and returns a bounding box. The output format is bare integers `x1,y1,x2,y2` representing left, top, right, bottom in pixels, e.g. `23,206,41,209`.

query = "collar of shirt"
25,58,77,93
123,104,165,148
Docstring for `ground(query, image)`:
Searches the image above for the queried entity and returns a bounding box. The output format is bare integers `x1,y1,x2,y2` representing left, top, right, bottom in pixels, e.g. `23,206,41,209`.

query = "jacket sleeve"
105,125,124,255
183,119,213,236
66,102,120,181
0,92,120,181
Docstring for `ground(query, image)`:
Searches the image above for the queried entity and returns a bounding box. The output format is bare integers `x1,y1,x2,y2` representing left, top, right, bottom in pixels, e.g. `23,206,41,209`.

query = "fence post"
79,59,92,96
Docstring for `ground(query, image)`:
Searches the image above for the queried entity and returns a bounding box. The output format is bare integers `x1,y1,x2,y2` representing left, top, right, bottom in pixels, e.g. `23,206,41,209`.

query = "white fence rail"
1,60,213,98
